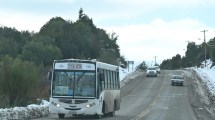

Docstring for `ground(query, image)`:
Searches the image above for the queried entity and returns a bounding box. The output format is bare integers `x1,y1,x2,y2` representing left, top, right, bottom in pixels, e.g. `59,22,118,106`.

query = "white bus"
48,59,120,119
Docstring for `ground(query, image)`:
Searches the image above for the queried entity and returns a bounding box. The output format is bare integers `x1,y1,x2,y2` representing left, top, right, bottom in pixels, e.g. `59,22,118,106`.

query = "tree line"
136,37,215,71
0,8,127,107
160,38,215,70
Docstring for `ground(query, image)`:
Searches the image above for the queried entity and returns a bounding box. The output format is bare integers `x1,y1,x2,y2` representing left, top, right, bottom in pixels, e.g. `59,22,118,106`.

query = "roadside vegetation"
136,61,148,70
160,40,215,70
136,38,215,70
0,8,127,108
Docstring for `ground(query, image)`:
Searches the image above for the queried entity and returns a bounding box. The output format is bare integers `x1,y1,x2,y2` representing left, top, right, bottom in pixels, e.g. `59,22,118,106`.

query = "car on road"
146,67,157,77
171,75,184,86
154,65,160,73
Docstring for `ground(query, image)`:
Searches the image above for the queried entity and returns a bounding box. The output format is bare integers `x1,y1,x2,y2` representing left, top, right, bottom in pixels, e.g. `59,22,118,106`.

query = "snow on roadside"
119,67,129,81
0,100,49,120
193,67,215,98
183,59,215,108
191,60,215,99
120,69,142,88
184,60,215,119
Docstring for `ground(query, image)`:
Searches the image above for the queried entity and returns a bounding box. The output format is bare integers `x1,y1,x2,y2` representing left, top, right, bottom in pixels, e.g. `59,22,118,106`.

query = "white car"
154,66,160,73
146,67,157,77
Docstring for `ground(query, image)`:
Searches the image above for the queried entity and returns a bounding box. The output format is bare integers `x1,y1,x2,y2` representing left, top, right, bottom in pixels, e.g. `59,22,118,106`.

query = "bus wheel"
110,100,116,117
102,101,105,114
58,113,65,119
110,111,115,117
95,114,102,119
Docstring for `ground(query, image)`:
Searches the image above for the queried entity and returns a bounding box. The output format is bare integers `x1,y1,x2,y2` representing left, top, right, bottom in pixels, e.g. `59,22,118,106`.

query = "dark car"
171,75,184,86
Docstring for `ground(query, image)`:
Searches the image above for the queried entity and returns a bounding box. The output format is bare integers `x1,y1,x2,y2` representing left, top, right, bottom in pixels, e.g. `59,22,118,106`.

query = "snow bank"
0,100,49,120
192,60,215,99
183,60,215,119
119,67,129,81
194,68,215,96
120,69,142,88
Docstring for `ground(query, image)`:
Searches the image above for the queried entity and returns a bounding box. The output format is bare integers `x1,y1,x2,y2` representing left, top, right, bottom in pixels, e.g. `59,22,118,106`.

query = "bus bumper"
49,99,102,116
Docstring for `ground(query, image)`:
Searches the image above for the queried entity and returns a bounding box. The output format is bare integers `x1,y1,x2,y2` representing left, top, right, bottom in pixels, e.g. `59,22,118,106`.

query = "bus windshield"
52,70,96,98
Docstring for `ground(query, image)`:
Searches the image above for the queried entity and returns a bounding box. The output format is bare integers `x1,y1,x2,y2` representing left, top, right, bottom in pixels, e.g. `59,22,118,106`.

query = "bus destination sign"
55,63,95,70
68,63,82,70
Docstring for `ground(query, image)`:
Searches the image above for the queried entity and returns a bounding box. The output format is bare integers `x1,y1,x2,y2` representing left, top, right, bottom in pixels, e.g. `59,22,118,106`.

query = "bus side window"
108,71,111,89
107,70,111,89
111,71,114,89
117,72,120,89
105,70,108,89
99,72,104,81
98,69,105,90
114,72,116,89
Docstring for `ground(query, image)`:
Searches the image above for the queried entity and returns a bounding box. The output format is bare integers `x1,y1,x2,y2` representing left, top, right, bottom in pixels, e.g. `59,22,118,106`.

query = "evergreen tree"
208,38,215,67
171,54,181,69
20,35,62,66
0,27,24,59
136,61,148,70
185,42,199,67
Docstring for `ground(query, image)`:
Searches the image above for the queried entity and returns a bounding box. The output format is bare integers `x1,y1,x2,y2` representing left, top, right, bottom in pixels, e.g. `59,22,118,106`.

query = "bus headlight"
51,101,60,107
56,104,60,107
86,102,96,108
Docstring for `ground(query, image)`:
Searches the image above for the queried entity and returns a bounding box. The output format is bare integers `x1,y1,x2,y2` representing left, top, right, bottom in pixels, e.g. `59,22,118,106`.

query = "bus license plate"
70,111,77,114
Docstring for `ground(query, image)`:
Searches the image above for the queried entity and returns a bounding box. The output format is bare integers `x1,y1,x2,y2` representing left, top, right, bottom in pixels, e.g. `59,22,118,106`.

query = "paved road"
136,70,196,120
35,70,197,120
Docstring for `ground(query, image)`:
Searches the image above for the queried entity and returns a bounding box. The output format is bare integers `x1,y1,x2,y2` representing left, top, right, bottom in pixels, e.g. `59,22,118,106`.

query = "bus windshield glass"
52,70,96,98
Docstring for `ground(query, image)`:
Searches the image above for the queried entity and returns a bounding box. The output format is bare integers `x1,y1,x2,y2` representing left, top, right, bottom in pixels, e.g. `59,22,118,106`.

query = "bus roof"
53,59,119,72
54,58,96,63
96,61,119,71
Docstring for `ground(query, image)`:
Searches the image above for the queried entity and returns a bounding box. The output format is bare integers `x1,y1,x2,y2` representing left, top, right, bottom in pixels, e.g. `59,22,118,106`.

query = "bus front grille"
59,99,72,104
75,100,88,104
59,99,88,104
65,108,81,110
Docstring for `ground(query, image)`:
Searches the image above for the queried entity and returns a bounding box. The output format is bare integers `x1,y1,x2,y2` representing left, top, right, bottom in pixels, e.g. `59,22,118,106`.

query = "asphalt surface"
35,70,199,120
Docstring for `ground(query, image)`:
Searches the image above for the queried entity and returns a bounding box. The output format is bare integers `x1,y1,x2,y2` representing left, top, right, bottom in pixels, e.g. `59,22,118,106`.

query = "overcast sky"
1,0,215,66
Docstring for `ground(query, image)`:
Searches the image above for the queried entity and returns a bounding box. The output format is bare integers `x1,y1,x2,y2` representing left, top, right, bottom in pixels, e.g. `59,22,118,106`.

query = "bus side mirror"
47,71,52,80
99,73,104,81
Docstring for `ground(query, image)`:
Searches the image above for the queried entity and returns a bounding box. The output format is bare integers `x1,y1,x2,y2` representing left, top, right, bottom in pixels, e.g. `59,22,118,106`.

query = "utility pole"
201,30,208,67
154,56,157,65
